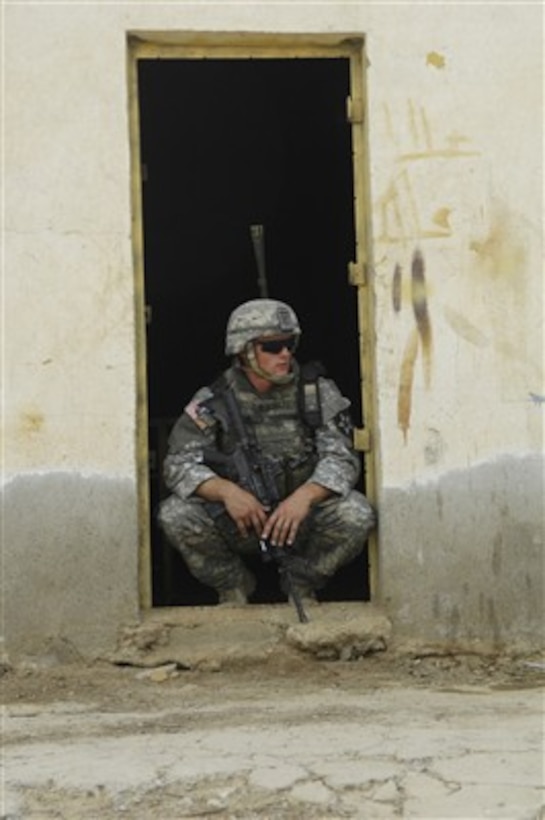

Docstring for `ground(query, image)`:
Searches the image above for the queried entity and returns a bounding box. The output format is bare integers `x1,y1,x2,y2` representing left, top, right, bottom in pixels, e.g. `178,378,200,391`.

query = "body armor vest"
205,364,322,499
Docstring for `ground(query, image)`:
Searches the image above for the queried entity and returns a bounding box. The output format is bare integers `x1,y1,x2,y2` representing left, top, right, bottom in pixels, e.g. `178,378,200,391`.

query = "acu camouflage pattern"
224,298,301,355
158,361,376,599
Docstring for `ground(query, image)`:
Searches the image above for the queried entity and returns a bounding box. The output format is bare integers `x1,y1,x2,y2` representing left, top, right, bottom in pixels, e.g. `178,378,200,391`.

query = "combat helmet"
225,299,301,356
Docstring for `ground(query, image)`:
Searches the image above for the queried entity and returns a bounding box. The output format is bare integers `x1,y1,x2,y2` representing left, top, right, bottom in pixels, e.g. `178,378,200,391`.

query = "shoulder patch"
335,409,354,438
184,387,215,431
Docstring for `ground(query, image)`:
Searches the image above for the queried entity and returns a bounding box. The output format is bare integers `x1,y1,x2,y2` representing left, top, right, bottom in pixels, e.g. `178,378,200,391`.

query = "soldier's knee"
157,495,177,535
157,495,212,542
341,491,376,537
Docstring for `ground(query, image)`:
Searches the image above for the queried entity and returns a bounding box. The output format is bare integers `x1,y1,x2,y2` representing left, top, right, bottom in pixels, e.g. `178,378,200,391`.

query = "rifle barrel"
250,224,269,298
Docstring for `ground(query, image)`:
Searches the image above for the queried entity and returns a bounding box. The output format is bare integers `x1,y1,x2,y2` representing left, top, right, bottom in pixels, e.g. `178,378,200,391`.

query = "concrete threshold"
110,601,392,672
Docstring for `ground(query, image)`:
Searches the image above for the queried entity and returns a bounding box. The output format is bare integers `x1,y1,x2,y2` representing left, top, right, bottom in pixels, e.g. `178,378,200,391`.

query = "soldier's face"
253,335,295,378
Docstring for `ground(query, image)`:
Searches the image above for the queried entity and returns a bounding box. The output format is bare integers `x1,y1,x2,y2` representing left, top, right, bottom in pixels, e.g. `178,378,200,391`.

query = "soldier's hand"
222,484,269,539
262,483,333,547
261,492,311,547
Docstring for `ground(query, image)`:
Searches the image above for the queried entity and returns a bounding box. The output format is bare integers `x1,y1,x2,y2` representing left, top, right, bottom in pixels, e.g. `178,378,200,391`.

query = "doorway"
134,44,372,607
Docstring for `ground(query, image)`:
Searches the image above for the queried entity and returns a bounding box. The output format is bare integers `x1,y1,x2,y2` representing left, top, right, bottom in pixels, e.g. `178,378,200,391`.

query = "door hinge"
346,96,364,124
348,261,366,287
353,427,371,452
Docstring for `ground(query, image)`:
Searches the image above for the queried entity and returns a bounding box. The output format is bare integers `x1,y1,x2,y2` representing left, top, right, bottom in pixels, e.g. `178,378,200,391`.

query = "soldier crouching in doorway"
158,298,376,608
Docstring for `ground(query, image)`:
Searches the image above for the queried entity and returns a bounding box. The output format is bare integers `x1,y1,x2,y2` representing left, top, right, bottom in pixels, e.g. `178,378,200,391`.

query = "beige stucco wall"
2,1,543,658
369,4,543,478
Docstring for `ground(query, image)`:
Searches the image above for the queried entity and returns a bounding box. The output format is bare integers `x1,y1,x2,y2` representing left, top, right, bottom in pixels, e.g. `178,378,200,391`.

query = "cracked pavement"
2,662,544,819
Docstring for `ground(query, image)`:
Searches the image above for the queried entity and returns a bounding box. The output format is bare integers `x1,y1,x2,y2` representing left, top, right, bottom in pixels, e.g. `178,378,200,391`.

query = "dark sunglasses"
257,336,298,354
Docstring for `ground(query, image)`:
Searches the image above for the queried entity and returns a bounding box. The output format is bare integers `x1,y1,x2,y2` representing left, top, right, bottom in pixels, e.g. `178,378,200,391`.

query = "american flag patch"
184,399,211,430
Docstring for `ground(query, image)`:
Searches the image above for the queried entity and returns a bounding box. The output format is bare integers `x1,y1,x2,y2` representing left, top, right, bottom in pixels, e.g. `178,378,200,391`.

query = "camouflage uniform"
158,300,375,601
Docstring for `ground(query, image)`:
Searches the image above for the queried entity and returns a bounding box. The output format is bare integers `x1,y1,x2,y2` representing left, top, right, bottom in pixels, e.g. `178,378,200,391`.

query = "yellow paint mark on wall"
394,249,434,443
432,207,451,231
397,327,419,444
443,306,490,348
426,51,445,69
469,212,526,280
20,410,45,435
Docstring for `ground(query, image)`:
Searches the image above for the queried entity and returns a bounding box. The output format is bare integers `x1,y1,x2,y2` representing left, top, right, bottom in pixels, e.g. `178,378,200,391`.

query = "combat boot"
218,587,249,606
288,587,319,608
217,570,255,606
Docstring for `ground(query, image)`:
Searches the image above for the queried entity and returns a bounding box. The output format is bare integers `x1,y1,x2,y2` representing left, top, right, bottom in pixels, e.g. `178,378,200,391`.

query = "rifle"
217,385,309,624
250,224,268,298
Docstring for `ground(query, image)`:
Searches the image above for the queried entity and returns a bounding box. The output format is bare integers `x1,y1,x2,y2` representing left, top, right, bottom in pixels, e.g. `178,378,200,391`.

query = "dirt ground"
3,646,545,707
2,644,544,820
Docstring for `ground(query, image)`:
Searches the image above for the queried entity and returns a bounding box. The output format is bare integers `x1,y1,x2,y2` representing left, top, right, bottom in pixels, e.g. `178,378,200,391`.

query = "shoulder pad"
189,386,214,404
300,360,327,381
318,378,351,424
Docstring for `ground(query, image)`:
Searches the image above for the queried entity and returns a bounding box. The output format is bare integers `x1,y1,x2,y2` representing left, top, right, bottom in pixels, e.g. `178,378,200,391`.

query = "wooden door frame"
127,31,378,609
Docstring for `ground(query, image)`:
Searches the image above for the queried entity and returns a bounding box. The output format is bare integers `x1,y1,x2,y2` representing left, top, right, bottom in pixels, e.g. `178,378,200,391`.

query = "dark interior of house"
137,56,370,606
